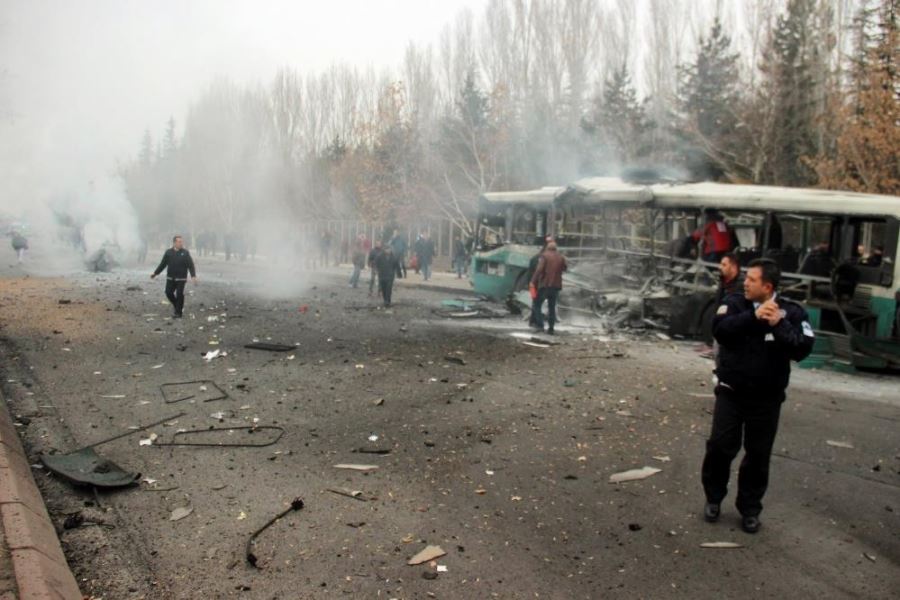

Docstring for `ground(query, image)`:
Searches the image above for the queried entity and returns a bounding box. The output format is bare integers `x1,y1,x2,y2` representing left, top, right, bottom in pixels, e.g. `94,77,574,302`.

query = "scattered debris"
408,545,446,566
436,565,448,573
203,349,222,362
99,394,126,399
373,398,385,406
246,497,304,568
826,440,855,449
700,542,743,549
652,455,671,462
41,449,141,489
327,488,367,502
444,355,466,365
609,466,662,484
334,464,379,472
863,552,877,562
628,523,642,531
160,380,228,404
563,379,578,387
170,506,193,521
244,342,294,352
155,426,285,448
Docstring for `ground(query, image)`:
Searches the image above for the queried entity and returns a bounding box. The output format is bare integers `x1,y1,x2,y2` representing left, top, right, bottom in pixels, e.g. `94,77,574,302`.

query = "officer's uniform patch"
802,321,815,337
716,305,728,315
765,333,775,342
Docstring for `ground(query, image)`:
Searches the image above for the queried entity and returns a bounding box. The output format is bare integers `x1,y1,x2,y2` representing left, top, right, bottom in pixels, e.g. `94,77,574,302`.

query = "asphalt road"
1,246,898,599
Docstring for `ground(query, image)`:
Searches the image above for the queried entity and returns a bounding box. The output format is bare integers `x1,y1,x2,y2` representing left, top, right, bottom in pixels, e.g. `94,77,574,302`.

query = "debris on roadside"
154,425,284,448
327,488,368,502
170,506,193,521
244,342,295,352
161,380,229,404
826,440,854,449
334,464,379,472
700,542,743,549
246,497,305,568
408,545,446,566
609,466,662,484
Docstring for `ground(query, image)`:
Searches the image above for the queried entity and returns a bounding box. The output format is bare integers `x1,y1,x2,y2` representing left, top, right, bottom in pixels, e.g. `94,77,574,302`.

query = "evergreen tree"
674,18,742,180
759,0,825,186
582,65,654,166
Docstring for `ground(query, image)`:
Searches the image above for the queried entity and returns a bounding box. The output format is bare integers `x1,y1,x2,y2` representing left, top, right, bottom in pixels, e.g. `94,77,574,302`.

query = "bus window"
849,218,894,286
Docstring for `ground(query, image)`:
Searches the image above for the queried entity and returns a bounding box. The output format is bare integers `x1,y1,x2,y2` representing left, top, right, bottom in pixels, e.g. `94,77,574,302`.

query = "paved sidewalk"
0,391,81,600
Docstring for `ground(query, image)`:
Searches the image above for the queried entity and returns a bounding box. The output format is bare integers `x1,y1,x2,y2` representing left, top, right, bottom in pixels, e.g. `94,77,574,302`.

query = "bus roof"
650,182,900,218
565,177,654,203
563,178,900,219
480,187,565,207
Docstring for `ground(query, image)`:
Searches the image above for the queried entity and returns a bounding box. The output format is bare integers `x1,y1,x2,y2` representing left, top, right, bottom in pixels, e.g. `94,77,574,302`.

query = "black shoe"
703,502,720,523
174,312,183,319
741,515,761,534
547,328,555,335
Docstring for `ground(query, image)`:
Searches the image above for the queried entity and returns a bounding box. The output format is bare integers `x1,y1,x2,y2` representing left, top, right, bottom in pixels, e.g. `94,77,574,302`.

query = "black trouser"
165,279,187,315
534,287,560,330
379,277,394,306
701,384,783,517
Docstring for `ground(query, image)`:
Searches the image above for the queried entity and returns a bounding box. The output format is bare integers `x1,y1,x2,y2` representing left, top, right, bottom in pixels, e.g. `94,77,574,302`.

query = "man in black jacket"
701,258,814,534
151,235,197,318
374,245,399,307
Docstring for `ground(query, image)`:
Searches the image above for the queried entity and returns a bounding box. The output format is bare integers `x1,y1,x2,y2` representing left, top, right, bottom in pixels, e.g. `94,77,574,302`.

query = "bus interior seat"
765,246,800,274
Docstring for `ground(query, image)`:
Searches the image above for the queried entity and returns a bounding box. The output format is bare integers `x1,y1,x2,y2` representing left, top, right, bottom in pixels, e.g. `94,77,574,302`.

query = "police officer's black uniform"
702,292,815,526
153,248,196,317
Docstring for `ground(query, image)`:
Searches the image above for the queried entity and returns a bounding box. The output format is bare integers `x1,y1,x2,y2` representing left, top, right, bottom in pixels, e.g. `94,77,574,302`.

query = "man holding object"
701,258,814,533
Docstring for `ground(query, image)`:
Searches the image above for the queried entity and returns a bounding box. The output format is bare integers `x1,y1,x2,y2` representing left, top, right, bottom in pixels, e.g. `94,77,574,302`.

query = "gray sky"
0,0,487,207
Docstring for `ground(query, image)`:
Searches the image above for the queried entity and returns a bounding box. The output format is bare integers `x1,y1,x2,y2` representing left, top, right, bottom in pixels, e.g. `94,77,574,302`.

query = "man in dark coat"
151,235,197,318
374,245,400,307
530,241,567,334
701,258,815,534
367,241,383,296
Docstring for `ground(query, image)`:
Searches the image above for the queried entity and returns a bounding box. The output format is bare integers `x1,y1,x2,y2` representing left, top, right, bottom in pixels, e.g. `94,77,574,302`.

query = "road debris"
609,466,662,483
170,506,193,521
41,448,141,489
161,380,229,404
826,440,855,449
700,542,743,549
246,497,305,568
327,488,368,502
444,355,466,365
155,426,285,448
334,464,379,472
408,545,446,566
203,349,223,362
863,552,877,562
244,342,295,352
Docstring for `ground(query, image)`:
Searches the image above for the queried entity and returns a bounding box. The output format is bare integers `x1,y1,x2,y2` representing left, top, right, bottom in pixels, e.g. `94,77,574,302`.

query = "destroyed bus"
472,178,900,371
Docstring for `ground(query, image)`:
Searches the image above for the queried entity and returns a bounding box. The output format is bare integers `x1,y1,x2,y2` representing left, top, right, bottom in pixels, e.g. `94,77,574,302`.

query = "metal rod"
73,412,186,453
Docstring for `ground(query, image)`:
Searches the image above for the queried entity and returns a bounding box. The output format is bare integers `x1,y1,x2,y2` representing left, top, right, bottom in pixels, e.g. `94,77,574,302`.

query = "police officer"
151,235,197,318
701,258,815,533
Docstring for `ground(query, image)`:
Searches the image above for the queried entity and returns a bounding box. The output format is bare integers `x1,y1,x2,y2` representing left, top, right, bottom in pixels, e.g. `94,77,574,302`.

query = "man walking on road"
151,235,197,318
374,244,399,307
367,241,383,296
418,232,435,281
389,229,407,279
701,258,814,533
530,241,567,334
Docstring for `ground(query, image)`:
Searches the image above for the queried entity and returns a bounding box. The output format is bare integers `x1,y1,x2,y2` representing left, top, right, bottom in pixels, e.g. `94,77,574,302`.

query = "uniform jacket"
531,249,567,289
713,294,815,397
153,248,196,280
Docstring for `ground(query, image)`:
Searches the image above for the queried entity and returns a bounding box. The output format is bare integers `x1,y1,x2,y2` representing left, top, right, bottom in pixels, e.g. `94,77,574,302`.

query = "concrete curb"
0,395,81,600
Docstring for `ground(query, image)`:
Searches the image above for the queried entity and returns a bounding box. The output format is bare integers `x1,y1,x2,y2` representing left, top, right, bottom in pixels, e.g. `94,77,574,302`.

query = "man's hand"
756,300,783,326
191,277,198,283
150,273,157,279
